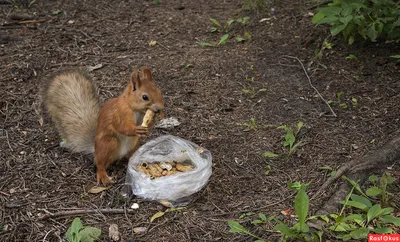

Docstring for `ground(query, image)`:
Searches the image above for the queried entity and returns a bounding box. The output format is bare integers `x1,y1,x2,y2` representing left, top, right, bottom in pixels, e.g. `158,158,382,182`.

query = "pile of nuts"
136,160,193,179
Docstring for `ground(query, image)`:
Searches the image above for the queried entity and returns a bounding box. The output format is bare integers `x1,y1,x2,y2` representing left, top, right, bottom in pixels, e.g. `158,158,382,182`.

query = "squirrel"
41,67,165,185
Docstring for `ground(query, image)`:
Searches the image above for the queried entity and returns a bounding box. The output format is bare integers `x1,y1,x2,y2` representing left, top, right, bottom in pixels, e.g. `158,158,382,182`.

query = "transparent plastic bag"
125,135,212,206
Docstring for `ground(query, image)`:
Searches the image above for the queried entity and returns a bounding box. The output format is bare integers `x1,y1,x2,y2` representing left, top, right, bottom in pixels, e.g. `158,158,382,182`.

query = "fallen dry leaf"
133,227,147,234
108,223,120,241
88,185,110,194
281,208,295,216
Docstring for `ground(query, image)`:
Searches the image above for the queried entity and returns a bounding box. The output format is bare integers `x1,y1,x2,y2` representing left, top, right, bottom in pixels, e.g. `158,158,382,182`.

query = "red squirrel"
42,67,164,185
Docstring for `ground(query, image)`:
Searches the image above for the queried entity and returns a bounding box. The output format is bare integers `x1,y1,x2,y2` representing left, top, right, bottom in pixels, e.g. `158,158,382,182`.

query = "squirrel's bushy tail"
42,70,100,154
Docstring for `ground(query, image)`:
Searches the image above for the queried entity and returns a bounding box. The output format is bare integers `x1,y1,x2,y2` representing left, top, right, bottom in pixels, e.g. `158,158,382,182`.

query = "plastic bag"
125,135,212,206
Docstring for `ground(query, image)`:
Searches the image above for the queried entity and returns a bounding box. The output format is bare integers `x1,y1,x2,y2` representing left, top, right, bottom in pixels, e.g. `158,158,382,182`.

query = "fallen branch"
38,208,137,220
282,55,337,117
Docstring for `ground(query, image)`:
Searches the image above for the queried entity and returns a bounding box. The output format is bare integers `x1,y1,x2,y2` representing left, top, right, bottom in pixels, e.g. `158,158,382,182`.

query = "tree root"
309,137,400,229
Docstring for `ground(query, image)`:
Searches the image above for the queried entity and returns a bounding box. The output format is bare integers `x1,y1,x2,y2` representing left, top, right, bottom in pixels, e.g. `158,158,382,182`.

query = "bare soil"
1,0,399,241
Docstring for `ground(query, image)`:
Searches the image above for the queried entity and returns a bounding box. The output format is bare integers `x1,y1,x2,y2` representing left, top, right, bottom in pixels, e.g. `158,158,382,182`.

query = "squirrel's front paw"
135,126,148,135
96,170,115,186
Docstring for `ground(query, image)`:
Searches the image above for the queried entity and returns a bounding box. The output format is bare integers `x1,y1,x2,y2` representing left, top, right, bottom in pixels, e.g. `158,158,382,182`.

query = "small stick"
0,191,10,196
5,130,13,152
282,55,337,117
38,208,137,220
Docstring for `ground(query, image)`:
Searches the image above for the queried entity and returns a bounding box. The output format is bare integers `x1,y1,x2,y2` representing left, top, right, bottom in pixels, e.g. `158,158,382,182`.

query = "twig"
0,190,10,196
213,194,294,216
5,130,13,152
38,208,137,220
282,55,337,117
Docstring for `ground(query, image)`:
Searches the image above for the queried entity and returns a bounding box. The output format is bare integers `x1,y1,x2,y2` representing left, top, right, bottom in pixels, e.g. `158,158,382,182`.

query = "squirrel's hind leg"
95,136,119,185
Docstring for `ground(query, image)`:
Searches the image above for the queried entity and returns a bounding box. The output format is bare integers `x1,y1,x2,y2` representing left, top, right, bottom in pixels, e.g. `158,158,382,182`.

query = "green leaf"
390,55,400,59
381,173,395,185
367,24,377,42
199,42,215,47
351,194,372,208
259,213,267,222
331,24,346,36
244,32,251,39
319,165,333,171
348,35,355,45
79,227,101,242
317,6,342,16
274,223,294,237
209,18,221,27
235,37,246,42
263,151,279,158
319,215,330,223
366,187,382,197
52,9,63,15
236,17,250,24
241,89,251,94
312,12,325,24
316,15,340,25
66,218,83,242
373,227,393,234
294,187,309,231
345,54,358,61
284,131,295,148
380,207,394,216
339,15,353,27
226,19,236,28
344,214,364,226
341,3,353,16
341,200,369,211
218,34,229,45
251,219,264,224
228,220,249,233
258,88,267,92
380,215,400,226
150,211,165,222
293,222,310,233
367,204,382,224
297,121,304,132
349,227,369,239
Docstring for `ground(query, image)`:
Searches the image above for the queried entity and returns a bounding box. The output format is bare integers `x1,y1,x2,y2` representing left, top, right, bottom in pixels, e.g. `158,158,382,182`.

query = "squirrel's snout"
151,103,164,113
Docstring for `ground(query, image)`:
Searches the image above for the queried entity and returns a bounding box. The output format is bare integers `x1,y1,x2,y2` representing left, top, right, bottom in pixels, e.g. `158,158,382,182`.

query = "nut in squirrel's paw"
141,109,155,127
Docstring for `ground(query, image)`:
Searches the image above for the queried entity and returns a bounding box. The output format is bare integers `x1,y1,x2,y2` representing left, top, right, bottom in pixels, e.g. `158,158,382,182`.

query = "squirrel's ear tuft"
141,67,153,82
130,68,141,91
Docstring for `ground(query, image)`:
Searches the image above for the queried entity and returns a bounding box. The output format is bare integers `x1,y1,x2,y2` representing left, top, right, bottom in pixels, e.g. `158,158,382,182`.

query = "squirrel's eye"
142,94,149,101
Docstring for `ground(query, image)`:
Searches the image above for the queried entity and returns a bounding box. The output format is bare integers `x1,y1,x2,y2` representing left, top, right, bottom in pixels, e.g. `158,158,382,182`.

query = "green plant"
237,118,276,132
209,17,250,33
12,0,36,8
322,176,400,241
391,55,400,62
312,0,400,44
314,40,333,59
345,54,358,61
200,17,250,47
199,34,229,47
242,0,267,13
228,181,322,242
263,122,304,158
319,165,337,177
66,218,101,242
365,173,395,205
241,87,266,98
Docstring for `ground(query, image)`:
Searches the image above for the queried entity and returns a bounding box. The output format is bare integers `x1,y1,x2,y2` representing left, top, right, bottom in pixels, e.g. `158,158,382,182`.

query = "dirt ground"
1,0,399,241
